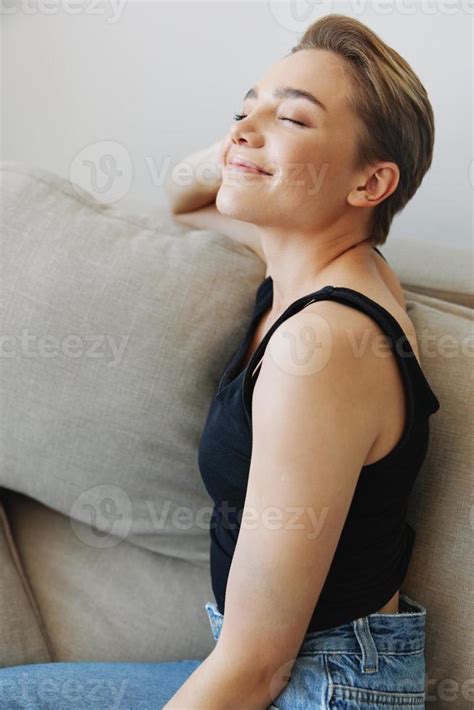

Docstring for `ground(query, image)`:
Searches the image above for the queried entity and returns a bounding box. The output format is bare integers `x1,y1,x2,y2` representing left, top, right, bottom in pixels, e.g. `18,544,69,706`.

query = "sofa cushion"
2,488,216,663
0,161,265,563
401,290,473,706
382,239,473,308
0,488,53,667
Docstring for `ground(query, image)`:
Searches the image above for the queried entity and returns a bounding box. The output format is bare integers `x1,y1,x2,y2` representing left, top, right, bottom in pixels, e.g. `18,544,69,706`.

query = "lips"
227,155,273,176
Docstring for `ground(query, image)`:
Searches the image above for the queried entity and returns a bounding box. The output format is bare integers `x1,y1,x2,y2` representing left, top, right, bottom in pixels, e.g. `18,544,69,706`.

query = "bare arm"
173,204,267,271
164,304,383,709
165,138,226,215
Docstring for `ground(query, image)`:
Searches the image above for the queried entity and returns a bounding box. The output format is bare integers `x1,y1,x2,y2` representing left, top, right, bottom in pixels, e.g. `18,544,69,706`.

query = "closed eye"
233,113,307,128
280,117,307,127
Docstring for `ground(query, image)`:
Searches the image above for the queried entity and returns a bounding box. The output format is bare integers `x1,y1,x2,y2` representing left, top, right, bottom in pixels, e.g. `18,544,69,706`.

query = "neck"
257,230,374,313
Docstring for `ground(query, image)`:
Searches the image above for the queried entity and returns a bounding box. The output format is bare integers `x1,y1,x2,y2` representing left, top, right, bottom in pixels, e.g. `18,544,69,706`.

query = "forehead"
254,49,350,114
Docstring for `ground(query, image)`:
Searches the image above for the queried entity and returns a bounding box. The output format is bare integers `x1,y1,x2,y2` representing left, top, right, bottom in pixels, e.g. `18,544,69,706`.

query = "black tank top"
198,251,440,632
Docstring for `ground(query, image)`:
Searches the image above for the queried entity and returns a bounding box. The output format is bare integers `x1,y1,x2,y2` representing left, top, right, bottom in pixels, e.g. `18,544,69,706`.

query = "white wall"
2,0,473,248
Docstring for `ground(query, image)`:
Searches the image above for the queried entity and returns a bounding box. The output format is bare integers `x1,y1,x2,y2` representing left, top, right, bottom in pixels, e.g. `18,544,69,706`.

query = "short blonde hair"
289,14,435,247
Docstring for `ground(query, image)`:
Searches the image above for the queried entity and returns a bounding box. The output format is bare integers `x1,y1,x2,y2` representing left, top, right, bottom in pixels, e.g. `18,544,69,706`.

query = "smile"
225,164,272,176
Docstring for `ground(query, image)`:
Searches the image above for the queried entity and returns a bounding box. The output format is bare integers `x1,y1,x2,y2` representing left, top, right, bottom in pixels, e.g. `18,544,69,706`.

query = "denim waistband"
205,593,425,673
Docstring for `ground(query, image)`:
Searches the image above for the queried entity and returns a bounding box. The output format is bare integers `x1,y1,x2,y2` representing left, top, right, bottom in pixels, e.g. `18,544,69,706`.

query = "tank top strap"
255,275,273,310
242,284,440,430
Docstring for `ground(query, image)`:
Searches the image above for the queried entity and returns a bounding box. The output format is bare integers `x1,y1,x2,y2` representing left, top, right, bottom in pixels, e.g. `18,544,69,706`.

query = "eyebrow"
243,85,328,112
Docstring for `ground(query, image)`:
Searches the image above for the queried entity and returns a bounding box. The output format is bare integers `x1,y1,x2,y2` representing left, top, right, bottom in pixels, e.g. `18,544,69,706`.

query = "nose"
230,119,264,148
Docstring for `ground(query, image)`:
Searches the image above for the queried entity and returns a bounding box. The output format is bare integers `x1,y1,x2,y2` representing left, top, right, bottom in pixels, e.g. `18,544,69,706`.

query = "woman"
1,14,440,710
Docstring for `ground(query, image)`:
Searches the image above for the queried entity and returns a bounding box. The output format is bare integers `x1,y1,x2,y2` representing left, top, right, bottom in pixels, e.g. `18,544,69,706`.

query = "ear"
347,162,400,209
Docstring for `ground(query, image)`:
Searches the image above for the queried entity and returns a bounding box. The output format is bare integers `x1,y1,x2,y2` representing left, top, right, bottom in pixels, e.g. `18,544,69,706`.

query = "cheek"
272,142,309,173
272,148,331,201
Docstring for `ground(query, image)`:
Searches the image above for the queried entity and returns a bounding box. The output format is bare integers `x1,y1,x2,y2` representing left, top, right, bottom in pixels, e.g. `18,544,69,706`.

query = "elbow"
164,175,184,215
165,190,182,216
209,645,291,707
169,203,182,216
166,194,189,217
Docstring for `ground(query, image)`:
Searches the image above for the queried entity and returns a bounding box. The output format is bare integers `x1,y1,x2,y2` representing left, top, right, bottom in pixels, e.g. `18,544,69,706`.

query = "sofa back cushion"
0,162,264,562
400,291,473,705
381,238,473,308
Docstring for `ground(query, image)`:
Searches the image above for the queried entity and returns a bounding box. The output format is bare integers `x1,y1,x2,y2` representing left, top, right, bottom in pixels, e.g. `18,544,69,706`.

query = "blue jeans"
0,593,426,709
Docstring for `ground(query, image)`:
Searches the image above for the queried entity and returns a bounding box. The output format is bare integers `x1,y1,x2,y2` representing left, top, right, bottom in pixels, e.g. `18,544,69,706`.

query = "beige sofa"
0,162,472,709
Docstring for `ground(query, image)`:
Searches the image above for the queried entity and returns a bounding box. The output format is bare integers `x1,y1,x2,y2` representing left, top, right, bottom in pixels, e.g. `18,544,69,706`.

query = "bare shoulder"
371,248,407,312
258,305,366,382
264,297,387,377
301,279,419,365
266,280,422,459
252,303,383,458
252,298,395,467
328,247,419,364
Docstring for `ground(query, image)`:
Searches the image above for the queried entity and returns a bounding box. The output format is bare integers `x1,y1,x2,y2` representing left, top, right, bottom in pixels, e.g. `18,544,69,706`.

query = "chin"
216,187,261,222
